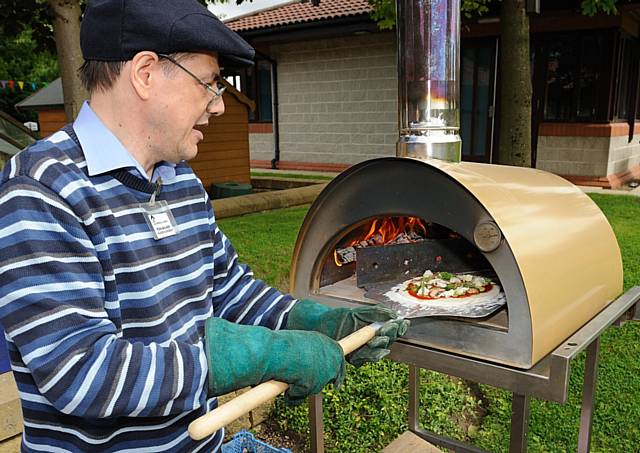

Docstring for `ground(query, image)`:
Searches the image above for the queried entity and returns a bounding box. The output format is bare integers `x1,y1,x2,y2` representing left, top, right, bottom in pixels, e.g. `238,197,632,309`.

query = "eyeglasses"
158,53,226,109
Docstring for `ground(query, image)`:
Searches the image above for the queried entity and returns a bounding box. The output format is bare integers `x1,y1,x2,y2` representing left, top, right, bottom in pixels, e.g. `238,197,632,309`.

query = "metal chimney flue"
396,0,462,163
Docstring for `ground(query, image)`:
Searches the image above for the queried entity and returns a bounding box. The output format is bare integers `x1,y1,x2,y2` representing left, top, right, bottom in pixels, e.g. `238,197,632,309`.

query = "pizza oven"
289,157,623,369
286,1,638,451
289,0,623,371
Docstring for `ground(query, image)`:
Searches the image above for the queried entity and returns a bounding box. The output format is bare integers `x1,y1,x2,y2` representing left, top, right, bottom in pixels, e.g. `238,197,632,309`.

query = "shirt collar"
73,101,176,182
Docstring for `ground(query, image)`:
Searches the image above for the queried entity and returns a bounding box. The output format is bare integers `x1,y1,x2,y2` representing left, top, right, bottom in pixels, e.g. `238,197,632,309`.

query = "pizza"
402,270,495,301
382,270,504,317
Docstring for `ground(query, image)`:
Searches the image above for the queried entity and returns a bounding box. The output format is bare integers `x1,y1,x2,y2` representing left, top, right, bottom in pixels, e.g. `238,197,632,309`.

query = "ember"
334,217,427,266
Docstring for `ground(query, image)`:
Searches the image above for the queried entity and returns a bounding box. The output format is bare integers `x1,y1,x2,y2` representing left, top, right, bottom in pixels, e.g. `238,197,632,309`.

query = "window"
225,59,273,123
225,75,242,91
542,31,609,122
460,39,496,162
254,61,273,122
614,33,639,121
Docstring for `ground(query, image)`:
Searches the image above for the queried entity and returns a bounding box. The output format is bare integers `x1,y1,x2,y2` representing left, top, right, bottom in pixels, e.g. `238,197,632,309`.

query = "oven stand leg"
509,393,530,452
309,393,324,453
577,338,600,453
408,364,420,431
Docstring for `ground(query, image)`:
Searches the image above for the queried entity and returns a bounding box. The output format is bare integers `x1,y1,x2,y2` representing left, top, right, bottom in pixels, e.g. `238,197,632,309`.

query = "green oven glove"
286,299,410,367
205,317,345,406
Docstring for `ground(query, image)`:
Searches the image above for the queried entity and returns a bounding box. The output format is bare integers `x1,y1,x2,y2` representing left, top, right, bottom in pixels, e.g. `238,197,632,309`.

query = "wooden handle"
188,324,379,440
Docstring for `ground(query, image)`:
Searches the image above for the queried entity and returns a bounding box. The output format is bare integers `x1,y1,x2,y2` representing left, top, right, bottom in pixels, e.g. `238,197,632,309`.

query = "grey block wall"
536,136,610,176
250,32,398,165
608,134,640,176
249,133,275,162
537,133,640,178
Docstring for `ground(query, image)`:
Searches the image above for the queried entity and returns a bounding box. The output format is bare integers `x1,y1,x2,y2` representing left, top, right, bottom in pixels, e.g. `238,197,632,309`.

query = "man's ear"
129,51,162,100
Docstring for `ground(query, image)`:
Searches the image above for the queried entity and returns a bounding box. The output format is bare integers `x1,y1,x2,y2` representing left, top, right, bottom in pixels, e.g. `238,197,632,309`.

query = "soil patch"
253,420,308,452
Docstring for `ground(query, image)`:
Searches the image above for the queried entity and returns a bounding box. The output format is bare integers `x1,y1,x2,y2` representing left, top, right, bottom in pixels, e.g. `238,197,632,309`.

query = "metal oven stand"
308,287,640,453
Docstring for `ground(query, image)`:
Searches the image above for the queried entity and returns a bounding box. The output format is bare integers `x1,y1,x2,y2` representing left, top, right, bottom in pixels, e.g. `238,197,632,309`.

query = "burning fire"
353,217,426,246
334,216,427,267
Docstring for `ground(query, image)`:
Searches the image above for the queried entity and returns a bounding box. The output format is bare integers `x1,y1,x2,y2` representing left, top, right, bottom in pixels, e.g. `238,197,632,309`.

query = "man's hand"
286,299,410,367
205,317,345,406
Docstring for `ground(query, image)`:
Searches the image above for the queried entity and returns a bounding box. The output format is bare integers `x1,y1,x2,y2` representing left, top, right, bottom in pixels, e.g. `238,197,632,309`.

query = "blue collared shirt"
73,102,176,183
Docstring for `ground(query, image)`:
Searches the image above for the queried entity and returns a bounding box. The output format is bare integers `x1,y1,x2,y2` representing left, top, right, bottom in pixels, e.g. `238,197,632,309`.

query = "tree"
48,0,86,120
0,0,85,122
0,0,58,53
498,0,531,167
366,0,632,167
0,26,59,123
0,0,58,122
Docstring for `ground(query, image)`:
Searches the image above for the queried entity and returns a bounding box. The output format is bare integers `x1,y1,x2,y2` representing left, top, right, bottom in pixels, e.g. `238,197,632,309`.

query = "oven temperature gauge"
473,221,502,253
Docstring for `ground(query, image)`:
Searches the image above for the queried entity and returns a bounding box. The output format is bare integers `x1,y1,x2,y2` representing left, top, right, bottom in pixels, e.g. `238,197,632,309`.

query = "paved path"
578,186,640,197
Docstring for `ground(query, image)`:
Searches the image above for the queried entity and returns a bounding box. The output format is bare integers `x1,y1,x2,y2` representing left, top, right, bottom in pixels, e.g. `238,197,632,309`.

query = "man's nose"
207,97,225,117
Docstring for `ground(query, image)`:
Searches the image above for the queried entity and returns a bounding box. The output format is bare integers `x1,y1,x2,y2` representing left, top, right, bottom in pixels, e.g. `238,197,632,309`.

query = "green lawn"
218,193,640,453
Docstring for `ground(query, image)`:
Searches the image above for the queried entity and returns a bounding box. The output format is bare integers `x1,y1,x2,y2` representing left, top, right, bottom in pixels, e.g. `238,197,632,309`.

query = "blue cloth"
0,332,9,374
73,101,176,182
0,125,297,452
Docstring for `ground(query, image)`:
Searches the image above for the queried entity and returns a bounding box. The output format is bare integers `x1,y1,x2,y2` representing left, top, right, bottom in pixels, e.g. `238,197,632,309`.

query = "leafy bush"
273,361,479,452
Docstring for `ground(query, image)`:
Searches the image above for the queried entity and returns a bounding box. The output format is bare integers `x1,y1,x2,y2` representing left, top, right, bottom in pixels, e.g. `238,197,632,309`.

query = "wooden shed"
15,78,67,138
190,82,255,189
15,78,254,187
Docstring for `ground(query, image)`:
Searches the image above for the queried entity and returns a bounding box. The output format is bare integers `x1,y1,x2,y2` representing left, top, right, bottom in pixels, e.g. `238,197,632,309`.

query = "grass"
218,205,309,290
251,171,335,181
217,193,640,453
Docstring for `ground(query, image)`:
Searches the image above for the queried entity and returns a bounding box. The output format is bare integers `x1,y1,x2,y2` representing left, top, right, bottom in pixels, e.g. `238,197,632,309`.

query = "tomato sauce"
406,283,493,300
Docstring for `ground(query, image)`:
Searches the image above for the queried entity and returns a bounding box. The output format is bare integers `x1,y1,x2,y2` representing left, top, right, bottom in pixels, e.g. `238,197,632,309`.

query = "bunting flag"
0,79,46,92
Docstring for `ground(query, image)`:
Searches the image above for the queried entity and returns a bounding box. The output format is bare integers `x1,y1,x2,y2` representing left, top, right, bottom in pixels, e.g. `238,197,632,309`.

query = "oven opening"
317,216,509,332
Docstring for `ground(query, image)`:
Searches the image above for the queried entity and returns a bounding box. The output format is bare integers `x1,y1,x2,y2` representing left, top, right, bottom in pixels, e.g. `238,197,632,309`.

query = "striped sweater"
0,130,296,452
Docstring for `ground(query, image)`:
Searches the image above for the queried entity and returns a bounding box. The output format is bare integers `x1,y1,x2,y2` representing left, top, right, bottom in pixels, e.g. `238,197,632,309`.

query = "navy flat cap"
80,0,254,67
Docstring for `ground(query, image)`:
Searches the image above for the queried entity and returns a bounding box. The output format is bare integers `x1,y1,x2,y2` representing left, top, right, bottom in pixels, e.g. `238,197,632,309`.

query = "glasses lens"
211,84,225,100
205,86,225,110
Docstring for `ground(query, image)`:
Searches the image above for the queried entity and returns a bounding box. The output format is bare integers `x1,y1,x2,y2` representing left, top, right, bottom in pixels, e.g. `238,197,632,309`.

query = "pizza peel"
188,321,385,441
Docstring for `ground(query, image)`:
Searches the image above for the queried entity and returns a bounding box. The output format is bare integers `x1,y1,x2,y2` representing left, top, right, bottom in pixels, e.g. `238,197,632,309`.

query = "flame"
335,216,427,266
333,249,341,267
347,216,427,248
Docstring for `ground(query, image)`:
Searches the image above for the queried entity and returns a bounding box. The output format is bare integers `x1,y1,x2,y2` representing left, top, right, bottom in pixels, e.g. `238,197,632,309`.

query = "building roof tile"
226,0,372,32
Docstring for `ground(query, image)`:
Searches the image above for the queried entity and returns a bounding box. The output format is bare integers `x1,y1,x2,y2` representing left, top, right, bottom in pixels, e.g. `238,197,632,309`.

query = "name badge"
140,200,179,240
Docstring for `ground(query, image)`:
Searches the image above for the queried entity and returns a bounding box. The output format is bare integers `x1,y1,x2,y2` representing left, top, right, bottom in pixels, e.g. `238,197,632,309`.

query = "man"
0,1,408,452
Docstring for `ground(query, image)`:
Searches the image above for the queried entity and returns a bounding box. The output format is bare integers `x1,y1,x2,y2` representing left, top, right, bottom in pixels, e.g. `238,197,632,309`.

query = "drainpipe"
270,59,281,169
255,50,280,169
629,50,639,144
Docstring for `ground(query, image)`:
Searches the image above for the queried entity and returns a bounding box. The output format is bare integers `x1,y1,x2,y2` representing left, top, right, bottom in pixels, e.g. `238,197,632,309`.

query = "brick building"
226,0,640,187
